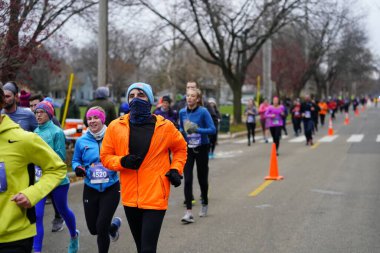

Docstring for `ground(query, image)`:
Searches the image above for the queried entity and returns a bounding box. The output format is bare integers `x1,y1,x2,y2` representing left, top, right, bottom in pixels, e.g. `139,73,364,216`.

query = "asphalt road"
42,106,380,253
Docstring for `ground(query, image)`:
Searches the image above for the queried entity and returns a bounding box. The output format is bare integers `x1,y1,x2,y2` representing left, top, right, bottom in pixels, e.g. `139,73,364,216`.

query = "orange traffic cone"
265,144,284,180
355,108,359,116
328,117,334,136
344,113,350,125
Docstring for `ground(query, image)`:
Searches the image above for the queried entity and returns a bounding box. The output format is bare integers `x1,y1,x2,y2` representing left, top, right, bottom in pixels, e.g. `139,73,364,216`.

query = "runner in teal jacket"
32,101,79,253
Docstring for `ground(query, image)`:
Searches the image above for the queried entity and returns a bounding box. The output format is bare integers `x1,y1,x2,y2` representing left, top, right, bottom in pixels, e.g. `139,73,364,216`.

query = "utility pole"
262,0,272,100
263,39,272,100
98,0,108,88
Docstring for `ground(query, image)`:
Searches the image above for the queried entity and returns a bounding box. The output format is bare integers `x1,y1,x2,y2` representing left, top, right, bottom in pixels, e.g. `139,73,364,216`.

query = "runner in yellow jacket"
0,87,66,252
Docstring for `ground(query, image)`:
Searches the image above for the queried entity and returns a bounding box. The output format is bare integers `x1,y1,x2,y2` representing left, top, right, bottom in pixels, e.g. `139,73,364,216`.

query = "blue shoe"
68,230,79,253
110,217,122,242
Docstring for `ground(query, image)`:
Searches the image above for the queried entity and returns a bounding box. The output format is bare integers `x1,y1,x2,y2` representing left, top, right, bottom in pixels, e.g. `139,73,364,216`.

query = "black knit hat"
162,95,171,104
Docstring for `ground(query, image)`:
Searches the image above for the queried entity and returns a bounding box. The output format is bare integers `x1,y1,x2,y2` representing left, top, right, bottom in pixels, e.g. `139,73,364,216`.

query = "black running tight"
124,207,166,253
246,122,256,144
83,183,120,253
269,126,282,151
184,144,209,210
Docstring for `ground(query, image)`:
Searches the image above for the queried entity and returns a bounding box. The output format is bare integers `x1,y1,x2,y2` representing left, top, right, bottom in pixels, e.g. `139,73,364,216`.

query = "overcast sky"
361,0,380,56
62,0,380,58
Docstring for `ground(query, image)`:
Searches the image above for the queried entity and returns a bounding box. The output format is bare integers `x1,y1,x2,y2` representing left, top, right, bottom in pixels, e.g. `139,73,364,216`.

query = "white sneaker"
199,205,208,217
181,211,195,224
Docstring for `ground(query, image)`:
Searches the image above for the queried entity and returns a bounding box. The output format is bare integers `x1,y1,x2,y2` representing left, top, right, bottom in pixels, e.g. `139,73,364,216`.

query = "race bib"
0,162,7,192
294,111,300,116
35,165,42,182
89,164,110,184
247,115,254,123
305,111,311,118
187,133,202,148
272,119,279,125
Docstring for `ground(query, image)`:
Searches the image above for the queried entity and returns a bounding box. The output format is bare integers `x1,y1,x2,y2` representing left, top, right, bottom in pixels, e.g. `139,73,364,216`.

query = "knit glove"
165,169,183,187
120,154,143,170
75,166,86,177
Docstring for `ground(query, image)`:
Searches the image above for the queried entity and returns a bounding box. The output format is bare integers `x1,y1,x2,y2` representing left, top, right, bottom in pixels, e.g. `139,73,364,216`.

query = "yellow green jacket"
0,115,66,243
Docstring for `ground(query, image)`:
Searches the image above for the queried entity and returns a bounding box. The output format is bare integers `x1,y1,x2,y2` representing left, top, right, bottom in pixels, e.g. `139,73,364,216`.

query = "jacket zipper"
97,140,103,192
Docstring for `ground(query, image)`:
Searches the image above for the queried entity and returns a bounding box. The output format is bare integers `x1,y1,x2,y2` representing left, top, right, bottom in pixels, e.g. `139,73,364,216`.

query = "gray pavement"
42,106,380,253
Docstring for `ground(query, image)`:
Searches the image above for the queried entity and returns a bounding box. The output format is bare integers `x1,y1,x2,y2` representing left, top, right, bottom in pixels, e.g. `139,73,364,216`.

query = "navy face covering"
129,98,152,124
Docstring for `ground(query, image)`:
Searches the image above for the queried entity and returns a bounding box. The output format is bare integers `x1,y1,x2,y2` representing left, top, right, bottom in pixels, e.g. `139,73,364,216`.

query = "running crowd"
249,95,371,155
0,80,220,253
0,80,374,253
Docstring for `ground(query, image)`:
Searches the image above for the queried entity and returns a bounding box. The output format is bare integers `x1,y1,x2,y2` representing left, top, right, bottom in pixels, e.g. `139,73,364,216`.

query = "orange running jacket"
318,102,328,115
100,114,187,210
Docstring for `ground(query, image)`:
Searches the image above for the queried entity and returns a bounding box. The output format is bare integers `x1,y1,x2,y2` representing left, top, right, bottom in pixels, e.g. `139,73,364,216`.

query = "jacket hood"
0,115,20,134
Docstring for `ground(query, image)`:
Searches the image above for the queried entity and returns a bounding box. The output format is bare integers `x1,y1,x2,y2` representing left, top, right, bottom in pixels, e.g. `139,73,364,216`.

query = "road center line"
249,180,273,197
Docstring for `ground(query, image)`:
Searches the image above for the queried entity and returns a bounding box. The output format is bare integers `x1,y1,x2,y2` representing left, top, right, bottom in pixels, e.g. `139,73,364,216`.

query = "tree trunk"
232,86,242,124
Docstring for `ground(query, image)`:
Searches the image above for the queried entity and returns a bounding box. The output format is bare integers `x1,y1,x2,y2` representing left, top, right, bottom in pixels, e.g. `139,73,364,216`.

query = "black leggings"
269,126,282,151
246,122,256,143
281,117,288,135
184,144,209,210
124,207,166,253
83,183,120,253
209,132,218,153
292,117,301,135
319,114,325,126
303,119,314,142
0,237,33,253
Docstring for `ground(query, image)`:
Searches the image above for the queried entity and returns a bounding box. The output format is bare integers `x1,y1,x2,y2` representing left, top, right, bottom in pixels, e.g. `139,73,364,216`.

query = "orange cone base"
328,129,334,136
265,175,284,180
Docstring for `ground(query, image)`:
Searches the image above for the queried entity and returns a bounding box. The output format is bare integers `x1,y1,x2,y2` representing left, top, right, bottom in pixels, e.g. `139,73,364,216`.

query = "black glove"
165,169,183,187
120,154,143,170
75,166,86,177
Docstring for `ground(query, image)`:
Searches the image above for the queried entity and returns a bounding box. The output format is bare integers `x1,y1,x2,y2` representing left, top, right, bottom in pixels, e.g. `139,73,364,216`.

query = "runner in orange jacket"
100,82,187,253
318,99,328,127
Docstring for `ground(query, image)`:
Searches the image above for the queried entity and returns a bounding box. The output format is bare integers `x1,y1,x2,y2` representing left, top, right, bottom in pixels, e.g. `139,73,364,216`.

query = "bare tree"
328,23,376,97
138,0,307,123
0,0,97,82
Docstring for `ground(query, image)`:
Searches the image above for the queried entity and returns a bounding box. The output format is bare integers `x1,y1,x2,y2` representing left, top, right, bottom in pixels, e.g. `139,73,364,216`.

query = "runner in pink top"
265,97,285,155
258,99,270,143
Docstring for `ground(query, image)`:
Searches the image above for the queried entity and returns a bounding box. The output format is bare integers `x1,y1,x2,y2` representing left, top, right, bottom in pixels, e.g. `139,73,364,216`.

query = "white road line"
259,138,273,143
233,139,248,144
233,136,264,144
311,189,344,196
377,135,380,142
215,150,243,158
289,136,306,143
318,135,339,142
347,134,364,143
